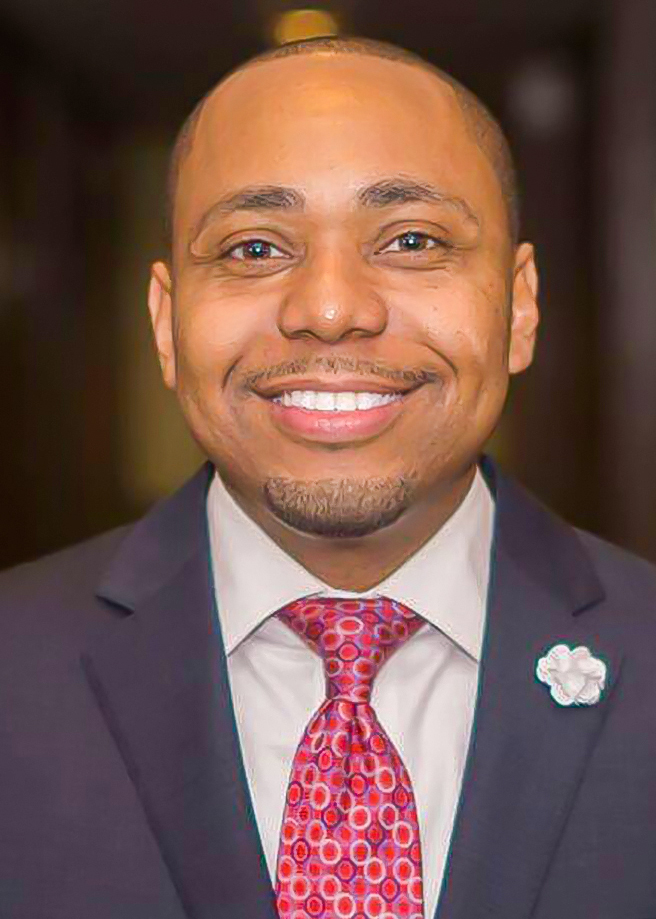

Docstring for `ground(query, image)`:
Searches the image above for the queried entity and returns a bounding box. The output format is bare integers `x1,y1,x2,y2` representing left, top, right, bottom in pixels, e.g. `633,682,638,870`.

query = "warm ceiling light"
273,9,340,45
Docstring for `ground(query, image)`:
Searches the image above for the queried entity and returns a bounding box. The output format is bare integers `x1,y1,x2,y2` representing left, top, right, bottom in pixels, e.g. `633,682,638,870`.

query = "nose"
277,244,388,343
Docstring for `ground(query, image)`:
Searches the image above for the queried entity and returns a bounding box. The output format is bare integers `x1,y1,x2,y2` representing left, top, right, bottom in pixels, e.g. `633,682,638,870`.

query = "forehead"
176,53,503,236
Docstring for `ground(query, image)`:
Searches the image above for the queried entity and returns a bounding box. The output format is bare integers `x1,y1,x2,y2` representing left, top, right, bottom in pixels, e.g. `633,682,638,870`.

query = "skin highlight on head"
165,36,521,255
148,36,539,590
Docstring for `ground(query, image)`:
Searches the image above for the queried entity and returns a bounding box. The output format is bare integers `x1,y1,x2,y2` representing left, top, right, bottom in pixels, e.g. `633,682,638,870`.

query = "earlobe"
508,242,540,375
148,261,177,389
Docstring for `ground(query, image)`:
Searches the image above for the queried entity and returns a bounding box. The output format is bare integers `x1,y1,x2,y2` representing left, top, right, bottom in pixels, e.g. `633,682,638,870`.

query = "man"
1,34,655,919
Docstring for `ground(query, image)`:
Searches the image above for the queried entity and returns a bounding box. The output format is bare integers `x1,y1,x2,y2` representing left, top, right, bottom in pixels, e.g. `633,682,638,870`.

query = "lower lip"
265,391,420,443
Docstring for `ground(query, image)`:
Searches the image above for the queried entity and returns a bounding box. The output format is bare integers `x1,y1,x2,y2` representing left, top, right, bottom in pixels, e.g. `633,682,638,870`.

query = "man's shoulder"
496,454,656,614
0,525,132,598
574,524,656,609
0,464,210,651
0,525,133,641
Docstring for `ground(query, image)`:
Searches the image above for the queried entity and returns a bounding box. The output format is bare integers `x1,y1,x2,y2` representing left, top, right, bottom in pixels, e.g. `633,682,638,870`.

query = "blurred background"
0,0,654,569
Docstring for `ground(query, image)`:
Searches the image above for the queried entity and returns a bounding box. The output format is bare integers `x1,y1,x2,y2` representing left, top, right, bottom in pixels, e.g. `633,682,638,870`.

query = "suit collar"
478,453,605,615
96,454,605,620
96,462,214,611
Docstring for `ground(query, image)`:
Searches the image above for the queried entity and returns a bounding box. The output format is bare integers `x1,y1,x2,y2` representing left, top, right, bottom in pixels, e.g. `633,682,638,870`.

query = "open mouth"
261,384,425,443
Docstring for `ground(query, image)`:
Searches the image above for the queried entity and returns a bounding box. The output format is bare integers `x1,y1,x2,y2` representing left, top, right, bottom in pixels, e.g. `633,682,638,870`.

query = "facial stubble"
263,471,420,538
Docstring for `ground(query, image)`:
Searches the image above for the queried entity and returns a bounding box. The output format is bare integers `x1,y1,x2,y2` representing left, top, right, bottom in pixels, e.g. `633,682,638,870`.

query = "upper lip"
254,378,424,398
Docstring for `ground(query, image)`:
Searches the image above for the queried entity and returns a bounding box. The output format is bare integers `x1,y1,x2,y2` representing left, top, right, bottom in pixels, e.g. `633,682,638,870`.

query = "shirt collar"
206,462,495,662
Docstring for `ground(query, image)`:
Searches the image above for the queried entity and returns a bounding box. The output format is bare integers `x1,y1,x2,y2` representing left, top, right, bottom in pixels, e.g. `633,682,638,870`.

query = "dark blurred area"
0,0,654,570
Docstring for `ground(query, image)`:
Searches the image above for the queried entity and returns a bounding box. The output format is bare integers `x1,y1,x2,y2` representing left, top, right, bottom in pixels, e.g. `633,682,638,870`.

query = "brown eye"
383,231,444,253
226,239,287,261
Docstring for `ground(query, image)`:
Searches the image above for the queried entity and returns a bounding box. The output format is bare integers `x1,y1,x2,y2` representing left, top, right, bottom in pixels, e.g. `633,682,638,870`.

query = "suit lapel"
83,465,278,919
434,456,624,919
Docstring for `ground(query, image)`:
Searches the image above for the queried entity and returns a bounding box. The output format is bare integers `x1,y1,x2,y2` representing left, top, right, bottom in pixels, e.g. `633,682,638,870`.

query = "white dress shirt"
206,466,495,919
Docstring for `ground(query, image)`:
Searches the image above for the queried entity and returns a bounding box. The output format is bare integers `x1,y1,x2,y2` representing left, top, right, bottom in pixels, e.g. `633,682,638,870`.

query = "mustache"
243,356,441,390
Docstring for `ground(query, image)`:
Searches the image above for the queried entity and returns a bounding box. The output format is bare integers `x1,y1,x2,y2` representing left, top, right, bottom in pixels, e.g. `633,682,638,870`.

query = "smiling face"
149,51,538,543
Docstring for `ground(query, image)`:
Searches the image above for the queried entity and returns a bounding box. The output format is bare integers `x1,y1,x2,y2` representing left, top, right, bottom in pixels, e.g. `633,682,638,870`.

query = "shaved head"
165,35,520,251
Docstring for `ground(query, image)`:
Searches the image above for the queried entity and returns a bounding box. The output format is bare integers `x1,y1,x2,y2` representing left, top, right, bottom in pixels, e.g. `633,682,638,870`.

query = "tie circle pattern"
274,596,426,919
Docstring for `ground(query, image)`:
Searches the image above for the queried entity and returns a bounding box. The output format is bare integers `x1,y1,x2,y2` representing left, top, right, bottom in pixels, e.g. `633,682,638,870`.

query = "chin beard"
262,474,417,538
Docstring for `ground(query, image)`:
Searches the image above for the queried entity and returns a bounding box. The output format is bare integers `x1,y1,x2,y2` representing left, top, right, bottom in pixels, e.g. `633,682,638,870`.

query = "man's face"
149,53,538,538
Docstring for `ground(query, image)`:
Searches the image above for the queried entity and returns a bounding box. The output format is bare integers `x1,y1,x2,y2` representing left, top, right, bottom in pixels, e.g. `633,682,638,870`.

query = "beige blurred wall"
114,131,204,508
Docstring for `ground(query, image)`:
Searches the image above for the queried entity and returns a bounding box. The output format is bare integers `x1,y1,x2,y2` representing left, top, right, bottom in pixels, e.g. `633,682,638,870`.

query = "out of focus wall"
113,133,203,509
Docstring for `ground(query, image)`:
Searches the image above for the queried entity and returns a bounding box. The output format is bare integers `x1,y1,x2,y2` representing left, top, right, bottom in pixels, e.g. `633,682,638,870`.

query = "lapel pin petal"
536,643,607,706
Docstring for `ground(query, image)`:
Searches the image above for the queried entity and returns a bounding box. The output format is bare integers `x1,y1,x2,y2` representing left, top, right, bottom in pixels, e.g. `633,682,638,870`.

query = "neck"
225,463,478,592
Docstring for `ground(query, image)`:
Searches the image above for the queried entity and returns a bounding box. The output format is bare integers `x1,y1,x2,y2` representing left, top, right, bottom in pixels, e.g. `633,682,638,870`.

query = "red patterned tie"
274,596,426,919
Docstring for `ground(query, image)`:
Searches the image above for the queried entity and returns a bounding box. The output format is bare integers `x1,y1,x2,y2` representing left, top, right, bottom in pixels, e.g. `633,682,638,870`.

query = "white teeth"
315,391,336,411
275,390,402,411
335,392,357,411
355,393,391,410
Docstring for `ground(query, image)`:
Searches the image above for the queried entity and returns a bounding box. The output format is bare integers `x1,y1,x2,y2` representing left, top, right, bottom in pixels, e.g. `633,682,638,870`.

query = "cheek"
407,272,510,376
171,289,263,460
173,289,256,383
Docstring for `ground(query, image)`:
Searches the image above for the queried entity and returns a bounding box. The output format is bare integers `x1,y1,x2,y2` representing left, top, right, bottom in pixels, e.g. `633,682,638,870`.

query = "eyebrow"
191,176,480,242
357,179,477,223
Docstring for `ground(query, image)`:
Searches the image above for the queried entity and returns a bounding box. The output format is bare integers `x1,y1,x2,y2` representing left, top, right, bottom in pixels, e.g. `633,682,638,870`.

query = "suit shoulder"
575,525,656,604
0,525,133,609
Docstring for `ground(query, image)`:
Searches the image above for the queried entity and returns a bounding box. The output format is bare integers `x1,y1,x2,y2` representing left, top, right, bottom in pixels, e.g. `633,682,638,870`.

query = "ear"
148,261,176,389
508,241,540,375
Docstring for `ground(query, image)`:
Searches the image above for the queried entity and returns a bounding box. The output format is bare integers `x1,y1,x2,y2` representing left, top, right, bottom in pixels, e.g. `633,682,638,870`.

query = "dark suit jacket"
1,454,656,919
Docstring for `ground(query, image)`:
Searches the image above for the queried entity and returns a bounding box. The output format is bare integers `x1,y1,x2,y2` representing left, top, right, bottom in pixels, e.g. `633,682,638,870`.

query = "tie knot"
276,596,424,704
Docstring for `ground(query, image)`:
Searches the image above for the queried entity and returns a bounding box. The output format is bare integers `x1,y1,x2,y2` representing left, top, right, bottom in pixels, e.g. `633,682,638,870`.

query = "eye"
225,238,289,261
381,230,447,253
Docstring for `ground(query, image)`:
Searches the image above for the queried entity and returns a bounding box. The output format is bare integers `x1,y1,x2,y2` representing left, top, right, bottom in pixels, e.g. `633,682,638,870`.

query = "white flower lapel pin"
536,643,607,706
